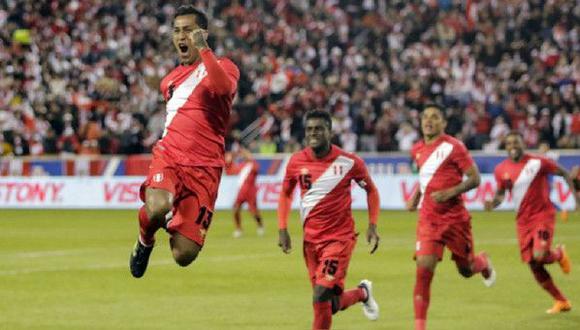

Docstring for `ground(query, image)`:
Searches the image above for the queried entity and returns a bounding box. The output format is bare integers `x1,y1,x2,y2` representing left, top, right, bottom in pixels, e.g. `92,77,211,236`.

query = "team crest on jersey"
324,274,335,282
153,173,164,183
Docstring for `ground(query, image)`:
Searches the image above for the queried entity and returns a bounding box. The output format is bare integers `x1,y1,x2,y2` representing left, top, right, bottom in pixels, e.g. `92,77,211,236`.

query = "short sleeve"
540,157,559,175
351,155,371,187
281,155,298,195
452,141,475,173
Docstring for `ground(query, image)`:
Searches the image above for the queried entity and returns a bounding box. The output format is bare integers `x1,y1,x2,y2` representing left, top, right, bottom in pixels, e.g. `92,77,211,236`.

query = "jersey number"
537,230,550,241
195,206,214,230
333,165,343,175
322,259,338,276
299,174,312,190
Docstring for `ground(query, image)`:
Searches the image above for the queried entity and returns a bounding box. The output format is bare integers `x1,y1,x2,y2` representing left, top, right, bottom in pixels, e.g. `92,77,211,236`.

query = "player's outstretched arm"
431,165,481,203
554,165,580,211
484,187,505,211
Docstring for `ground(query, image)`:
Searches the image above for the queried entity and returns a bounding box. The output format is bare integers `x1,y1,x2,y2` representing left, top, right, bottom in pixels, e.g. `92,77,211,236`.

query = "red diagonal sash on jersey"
163,64,208,137
300,156,354,222
511,158,541,211
418,142,454,207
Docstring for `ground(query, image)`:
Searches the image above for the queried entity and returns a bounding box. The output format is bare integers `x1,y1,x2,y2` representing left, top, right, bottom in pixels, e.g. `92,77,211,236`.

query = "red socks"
138,206,159,246
312,301,332,330
414,267,434,329
471,253,490,277
530,263,566,301
311,287,365,329
339,287,366,310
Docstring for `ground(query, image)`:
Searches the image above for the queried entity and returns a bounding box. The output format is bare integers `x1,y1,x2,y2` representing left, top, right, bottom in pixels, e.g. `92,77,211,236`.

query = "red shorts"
140,150,222,246
234,186,258,214
517,215,555,263
415,220,475,263
303,239,356,294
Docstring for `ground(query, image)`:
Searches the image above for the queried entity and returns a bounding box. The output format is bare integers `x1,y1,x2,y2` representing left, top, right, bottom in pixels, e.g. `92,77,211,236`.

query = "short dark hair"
175,5,208,29
506,130,523,139
422,103,445,116
305,110,332,130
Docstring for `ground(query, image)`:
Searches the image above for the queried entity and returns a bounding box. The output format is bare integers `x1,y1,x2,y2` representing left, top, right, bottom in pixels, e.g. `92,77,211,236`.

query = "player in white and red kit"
407,105,495,330
129,5,239,278
225,148,264,238
485,131,579,314
278,110,380,330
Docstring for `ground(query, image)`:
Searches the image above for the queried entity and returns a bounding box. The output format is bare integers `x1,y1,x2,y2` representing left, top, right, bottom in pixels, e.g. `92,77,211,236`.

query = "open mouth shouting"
178,42,188,53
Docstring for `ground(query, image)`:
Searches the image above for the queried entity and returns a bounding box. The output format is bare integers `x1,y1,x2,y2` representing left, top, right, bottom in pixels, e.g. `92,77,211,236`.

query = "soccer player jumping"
407,104,495,330
485,131,579,314
129,5,239,278
278,110,380,330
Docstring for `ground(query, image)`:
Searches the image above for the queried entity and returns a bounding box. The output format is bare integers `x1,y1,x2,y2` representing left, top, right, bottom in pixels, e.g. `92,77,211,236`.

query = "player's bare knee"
532,250,547,263
532,255,545,264
458,266,473,278
313,285,334,303
173,249,199,267
145,197,172,221
145,189,173,222
416,256,437,271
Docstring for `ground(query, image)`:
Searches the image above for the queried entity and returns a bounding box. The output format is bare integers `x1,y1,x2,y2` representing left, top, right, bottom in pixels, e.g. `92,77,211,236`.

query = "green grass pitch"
1,209,579,329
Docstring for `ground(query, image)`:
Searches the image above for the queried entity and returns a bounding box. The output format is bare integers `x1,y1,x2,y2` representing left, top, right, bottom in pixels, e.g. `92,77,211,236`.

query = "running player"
407,104,495,330
278,110,380,330
225,148,264,238
485,131,579,313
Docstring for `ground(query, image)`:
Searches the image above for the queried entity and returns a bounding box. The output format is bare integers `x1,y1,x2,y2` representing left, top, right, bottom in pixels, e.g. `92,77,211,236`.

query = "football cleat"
233,229,243,238
257,226,265,237
359,279,379,321
129,239,153,278
546,300,572,314
559,210,568,223
482,253,497,287
558,245,571,274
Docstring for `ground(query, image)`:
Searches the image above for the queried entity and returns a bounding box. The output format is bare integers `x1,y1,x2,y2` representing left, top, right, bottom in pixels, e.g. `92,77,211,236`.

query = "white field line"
0,252,280,276
1,235,579,276
9,249,92,258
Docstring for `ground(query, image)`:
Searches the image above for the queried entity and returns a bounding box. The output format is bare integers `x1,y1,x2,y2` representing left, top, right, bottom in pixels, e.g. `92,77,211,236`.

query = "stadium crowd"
0,0,579,156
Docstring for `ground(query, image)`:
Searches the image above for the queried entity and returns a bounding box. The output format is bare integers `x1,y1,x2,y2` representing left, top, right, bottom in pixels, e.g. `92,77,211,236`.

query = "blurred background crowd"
1,0,579,157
